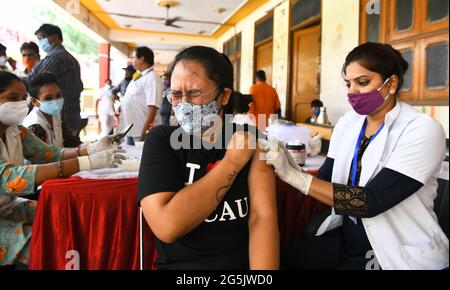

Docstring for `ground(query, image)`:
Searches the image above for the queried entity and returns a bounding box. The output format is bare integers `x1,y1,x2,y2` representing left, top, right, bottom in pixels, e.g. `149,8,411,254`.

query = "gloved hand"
259,138,313,195
308,134,322,157
78,148,126,171
87,134,120,155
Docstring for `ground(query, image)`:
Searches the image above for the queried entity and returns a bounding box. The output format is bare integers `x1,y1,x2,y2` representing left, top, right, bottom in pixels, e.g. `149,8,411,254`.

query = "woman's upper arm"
247,145,277,219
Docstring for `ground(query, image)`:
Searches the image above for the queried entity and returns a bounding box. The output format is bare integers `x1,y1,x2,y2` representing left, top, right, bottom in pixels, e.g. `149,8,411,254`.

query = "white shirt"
317,101,449,270
23,107,64,147
121,67,163,137
97,85,115,116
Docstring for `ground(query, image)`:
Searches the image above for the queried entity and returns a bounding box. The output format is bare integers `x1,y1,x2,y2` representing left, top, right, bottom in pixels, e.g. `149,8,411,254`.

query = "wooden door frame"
288,20,321,121
253,12,274,84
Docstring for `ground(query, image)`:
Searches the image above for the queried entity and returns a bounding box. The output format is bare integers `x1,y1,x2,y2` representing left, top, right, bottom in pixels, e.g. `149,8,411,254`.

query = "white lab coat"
316,101,449,270
121,67,163,137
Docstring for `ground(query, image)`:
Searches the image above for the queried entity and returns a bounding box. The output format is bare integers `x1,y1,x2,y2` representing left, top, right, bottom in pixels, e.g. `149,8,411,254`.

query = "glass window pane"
366,13,381,42
255,17,273,44
428,0,449,23
291,0,321,28
400,50,413,91
426,43,449,88
396,0,413,31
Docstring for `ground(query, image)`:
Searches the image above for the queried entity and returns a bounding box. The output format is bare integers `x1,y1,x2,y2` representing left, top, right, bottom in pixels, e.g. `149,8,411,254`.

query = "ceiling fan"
161,1,182,29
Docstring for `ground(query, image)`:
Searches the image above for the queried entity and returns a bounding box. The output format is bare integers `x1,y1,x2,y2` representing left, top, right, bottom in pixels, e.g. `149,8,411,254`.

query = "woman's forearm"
144,157,242,243
35,158,80,184
249,216,280,269
61,146,88,160
307,176,334,207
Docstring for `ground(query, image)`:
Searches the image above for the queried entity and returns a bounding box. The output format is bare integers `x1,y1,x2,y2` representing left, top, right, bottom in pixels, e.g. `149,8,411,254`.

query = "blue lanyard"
351,120,384,186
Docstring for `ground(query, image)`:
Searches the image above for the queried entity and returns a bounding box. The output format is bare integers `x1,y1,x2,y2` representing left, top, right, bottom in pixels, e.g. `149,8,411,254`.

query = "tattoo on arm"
216,170,238,202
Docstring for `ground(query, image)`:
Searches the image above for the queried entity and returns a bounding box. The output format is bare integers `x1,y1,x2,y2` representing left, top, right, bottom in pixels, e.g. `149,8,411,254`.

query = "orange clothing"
249,82,281,129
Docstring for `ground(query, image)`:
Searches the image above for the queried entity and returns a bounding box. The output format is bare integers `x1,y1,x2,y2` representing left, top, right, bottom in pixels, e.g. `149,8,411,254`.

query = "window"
222,33,242,91
360,0,449,105
291,0,321,29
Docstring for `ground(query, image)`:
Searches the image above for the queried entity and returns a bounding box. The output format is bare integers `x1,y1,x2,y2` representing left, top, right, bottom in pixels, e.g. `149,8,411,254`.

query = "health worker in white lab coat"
260,42,448,270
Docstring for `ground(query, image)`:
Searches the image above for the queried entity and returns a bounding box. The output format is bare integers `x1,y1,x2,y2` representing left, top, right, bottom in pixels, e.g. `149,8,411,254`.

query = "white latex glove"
259,138,313,195
87,134,119,155
308,134,322,157
117,159,141,172
78,148,126,171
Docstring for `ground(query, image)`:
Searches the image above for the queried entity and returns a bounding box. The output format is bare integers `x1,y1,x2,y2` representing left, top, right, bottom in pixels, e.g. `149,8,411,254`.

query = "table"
29,177,156,270
29,156,327,270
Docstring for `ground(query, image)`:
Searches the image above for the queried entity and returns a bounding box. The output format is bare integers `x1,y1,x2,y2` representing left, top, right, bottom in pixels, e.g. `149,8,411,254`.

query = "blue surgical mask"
39,38,53,53
312,108,321,117
174,100,220,136
40,98,64,116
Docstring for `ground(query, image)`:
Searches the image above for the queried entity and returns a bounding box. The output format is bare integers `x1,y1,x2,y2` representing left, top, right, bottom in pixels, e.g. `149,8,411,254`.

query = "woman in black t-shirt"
137,46,279,270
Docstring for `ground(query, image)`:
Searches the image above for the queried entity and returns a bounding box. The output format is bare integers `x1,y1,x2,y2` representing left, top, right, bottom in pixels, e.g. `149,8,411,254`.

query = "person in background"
18,42,40,77
121,46,163,145
96,79,117,137
0,43,17,73
112,64,135,99
25,24,84,148
0,71,125,266
305,99,323,124
159,72,172,126
232,92,255,126
260,42,448,270
249,70,281,131
23,73,64,146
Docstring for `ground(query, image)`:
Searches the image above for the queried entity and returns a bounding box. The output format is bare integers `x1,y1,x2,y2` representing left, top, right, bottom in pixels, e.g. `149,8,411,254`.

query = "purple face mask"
347,77,391,115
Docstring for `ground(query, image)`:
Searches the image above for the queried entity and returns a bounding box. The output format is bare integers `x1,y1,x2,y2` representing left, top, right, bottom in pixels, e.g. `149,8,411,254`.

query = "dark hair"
311,99,323,108
20,42,40,55
0,71,22,93
234,93,253,114
0,42,6,52
255,70,266,82
29,72,60,98
136,46,154,65
342,42,409,94
35,24,63,41
168,46,236,114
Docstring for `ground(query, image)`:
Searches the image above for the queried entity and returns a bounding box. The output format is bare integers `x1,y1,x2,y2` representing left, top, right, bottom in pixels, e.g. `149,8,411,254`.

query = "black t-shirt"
138,124,260,270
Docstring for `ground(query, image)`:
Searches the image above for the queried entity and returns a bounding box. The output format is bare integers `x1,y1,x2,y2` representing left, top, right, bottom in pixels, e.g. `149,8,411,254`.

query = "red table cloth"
29,177,156,270
29,176,327,270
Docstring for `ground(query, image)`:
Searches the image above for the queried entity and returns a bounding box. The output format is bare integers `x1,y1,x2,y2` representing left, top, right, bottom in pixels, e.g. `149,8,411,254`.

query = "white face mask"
0,101,29,125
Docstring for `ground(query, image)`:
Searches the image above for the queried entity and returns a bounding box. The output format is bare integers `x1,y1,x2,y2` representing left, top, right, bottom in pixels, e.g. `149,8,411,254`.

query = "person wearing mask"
0,71,125,266
96,79,117,137
0,43,16,73
23,72,64,146
260,42,448,270
18,42,40,77
305,99,323,124
25,24,84,148
248,70,281,131
138,46,279,270
121,46,163,145
159,72,172,126
112,64,135,99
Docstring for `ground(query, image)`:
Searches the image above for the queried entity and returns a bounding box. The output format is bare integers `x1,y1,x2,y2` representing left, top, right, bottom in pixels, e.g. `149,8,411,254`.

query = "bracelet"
57,161,64,177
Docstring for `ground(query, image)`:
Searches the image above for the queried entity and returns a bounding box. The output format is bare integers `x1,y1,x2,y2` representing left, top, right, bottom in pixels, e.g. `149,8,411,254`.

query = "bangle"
57,161,64,177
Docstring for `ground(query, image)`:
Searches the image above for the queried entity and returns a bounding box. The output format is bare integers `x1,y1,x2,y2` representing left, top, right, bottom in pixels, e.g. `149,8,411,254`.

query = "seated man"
305,99,323,124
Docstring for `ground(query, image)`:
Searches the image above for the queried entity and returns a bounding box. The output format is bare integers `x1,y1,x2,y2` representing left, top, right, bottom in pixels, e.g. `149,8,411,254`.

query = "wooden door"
255,41,273,85
290,24,321,124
